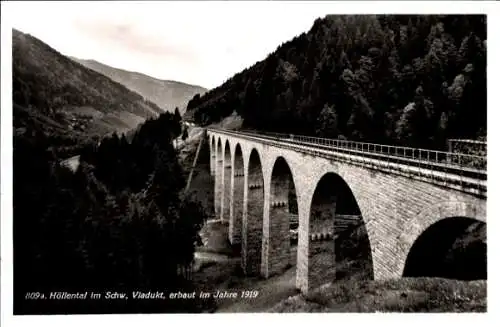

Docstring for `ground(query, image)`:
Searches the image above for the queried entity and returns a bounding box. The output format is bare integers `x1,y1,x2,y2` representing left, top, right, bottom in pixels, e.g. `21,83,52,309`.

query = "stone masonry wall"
207,131,487,294
243,185,264,275
230,174,244,245
223,165,232,222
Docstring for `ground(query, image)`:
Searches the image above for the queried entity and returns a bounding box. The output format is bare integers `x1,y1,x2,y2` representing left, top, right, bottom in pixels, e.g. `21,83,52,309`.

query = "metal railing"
219,129,486,172
207,128,487,194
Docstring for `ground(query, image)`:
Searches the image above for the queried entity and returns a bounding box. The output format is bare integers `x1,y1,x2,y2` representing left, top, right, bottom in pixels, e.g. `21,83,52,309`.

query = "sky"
6,1,341,89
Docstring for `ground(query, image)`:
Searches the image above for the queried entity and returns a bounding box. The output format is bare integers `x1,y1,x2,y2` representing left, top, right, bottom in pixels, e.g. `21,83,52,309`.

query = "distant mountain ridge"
13,28,165,139
70,58,207,114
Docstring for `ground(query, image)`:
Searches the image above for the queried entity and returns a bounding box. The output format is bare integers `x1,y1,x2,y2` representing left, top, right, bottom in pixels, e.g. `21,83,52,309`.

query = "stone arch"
214,137,223,218
230,143,244,246
221,140,232,222
242,148,264,275
304,172,374,291
398,201,486,279
262,156,299,278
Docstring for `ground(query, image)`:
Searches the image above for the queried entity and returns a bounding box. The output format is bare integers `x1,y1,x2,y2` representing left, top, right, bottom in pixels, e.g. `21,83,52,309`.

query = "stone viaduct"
206,128,487,294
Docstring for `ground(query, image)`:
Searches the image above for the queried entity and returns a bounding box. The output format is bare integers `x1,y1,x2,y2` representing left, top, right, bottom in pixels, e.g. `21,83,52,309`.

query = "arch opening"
263,157,298,277
230,144,244,248
242,149,264,276
210,136,216,176
221,140,231,222
403,217,486,280
214,138,223,218
306,172,373,290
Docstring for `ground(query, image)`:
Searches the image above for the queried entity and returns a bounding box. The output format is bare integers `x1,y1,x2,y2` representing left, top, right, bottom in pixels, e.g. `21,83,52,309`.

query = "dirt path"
192,221,300,313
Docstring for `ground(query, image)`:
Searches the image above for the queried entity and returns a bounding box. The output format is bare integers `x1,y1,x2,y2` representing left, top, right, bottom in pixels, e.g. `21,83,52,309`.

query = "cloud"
6,1,331,88
73,19,199,64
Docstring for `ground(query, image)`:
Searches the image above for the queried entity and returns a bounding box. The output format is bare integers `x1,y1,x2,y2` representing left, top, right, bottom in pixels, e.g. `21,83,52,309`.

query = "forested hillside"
71,58,207,113
185,15,486,149
13,28,164,156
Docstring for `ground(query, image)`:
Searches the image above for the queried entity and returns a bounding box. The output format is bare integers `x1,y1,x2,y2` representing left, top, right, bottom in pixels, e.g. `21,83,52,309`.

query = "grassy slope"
208,113,244,130
179,126,215,218
12,29,164,139
71,58,207,113
270,278,486,313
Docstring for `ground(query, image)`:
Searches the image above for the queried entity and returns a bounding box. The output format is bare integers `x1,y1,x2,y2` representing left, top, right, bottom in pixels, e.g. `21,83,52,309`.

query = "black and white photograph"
0,0,496,323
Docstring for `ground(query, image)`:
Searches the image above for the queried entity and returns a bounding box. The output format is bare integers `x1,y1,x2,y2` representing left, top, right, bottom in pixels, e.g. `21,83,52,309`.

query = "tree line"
186,15,486,150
